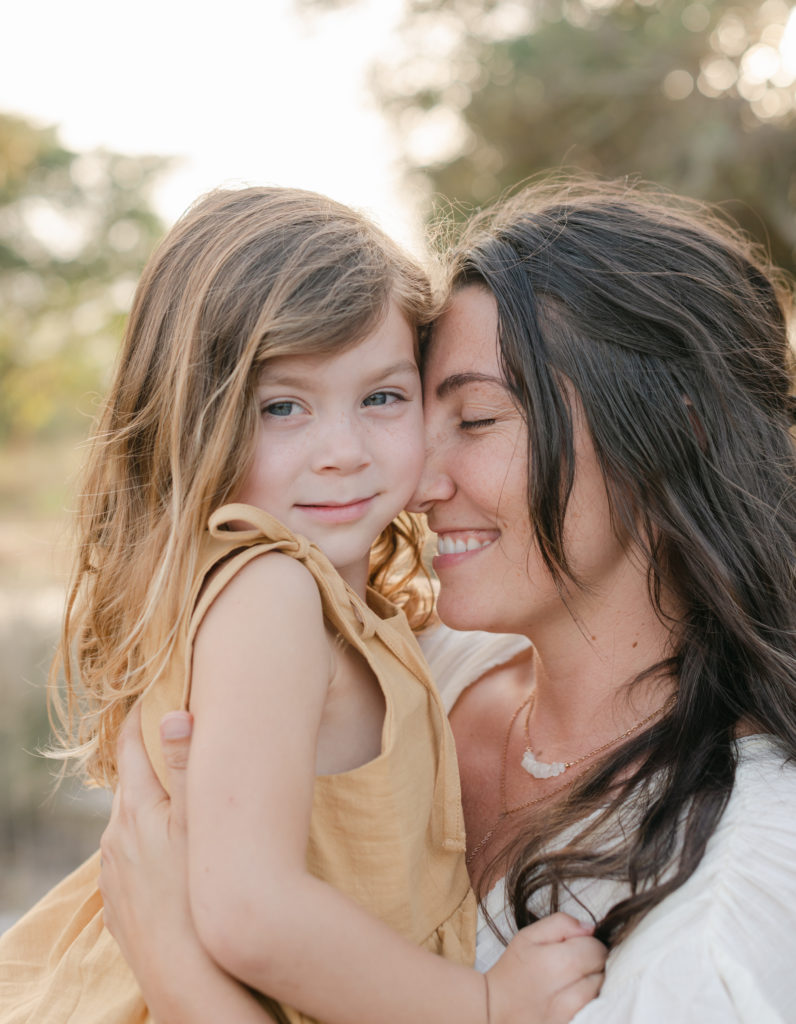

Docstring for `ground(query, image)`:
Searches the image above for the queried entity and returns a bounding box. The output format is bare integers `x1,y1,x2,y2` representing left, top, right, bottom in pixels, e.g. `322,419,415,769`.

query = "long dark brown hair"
445,176,796,946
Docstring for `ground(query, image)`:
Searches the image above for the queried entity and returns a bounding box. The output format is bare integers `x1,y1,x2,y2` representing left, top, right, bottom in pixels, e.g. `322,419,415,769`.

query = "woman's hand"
100,705,271,1023
100,704,194,971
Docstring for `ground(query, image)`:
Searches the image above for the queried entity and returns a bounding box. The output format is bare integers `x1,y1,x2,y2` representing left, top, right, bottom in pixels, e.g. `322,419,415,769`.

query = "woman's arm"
100,707,274,1024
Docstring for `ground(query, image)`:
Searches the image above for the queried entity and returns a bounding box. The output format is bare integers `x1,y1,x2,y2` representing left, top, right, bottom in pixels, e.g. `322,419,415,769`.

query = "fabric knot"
289,534,312,560
208,504,312,560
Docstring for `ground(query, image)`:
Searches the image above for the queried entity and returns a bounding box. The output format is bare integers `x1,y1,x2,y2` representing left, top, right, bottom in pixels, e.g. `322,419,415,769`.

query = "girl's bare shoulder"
209,549,322,615
195,549,329,667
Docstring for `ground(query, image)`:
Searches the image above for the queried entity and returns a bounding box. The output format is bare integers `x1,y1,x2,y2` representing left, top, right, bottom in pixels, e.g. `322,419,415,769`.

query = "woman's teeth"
437,535,492,555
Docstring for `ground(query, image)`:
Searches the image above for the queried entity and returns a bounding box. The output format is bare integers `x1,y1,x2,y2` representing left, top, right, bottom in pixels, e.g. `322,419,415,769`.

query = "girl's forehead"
257,304,420,386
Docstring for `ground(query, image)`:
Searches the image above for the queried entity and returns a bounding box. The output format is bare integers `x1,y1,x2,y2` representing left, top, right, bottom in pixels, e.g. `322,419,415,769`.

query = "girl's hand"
485,913,606,1024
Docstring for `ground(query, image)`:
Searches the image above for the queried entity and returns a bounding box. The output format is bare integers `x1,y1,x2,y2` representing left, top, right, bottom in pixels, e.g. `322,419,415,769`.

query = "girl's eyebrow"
259,360,419,390
368,359,420,382
435,372,506,399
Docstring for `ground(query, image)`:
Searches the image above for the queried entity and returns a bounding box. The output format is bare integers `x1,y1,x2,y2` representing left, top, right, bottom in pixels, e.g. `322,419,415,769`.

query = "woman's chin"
435,594,504,635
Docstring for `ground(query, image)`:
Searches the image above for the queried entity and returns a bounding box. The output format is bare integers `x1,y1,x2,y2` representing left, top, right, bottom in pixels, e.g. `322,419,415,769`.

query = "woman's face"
411,285,627,637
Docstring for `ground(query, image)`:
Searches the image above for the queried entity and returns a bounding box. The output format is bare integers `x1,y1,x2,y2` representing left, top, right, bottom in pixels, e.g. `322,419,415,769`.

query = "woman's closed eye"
460,417,496,430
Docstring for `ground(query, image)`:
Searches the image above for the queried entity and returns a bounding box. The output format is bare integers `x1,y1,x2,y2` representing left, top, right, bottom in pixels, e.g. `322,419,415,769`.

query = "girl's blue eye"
363,391,402,407
263,401,300,417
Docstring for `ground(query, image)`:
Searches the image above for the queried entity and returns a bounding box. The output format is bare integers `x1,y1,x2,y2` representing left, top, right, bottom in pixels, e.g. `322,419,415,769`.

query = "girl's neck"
337,562,369,602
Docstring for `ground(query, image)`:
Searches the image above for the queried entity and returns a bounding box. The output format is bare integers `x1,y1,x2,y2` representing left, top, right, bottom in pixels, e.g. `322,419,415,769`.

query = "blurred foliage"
300,0,796,275
0,590,110,917
0,113,171,442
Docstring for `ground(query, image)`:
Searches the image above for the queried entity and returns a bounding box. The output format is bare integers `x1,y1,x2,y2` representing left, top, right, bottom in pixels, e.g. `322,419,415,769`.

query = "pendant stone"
521,748,567,779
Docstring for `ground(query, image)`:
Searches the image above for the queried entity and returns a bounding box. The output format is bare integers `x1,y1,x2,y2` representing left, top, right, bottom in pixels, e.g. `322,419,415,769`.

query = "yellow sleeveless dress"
0,505,475,1023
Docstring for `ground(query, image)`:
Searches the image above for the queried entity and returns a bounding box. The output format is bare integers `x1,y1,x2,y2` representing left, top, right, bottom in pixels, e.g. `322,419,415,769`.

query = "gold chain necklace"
466,690,676,866
521,691,677,780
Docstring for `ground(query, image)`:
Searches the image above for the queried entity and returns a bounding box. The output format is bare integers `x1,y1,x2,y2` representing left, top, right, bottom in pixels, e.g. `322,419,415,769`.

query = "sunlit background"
2,0,795,928
3,0,419,241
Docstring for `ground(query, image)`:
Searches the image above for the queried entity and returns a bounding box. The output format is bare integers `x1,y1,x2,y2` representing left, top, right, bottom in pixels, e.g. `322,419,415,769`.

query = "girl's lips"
296,497,374,524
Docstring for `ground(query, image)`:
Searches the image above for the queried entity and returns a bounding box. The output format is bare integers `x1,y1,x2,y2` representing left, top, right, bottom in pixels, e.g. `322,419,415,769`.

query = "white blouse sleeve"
571,738,796,1024
417,623,531,713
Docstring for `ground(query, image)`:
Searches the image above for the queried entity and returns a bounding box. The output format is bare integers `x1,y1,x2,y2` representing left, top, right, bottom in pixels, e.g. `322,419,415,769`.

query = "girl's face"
234,301,425,593
410,286,627,636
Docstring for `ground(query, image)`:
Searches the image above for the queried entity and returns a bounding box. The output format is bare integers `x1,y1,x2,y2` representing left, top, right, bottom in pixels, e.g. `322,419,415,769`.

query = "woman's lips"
432,530,497,566
296,497,375,524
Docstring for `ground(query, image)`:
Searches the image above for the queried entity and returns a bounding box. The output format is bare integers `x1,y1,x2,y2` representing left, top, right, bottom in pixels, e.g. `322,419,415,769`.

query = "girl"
0,187,604,1024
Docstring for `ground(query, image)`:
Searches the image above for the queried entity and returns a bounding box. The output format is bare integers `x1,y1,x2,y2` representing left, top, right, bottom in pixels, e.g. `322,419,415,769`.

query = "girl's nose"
312,416,370,474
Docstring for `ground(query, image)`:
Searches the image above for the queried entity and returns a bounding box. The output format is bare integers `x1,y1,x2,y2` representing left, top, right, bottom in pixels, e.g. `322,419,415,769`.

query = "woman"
101,177,796,1021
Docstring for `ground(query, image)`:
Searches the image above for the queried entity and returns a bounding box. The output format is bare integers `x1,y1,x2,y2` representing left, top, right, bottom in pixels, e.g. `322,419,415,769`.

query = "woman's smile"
433,529,497,560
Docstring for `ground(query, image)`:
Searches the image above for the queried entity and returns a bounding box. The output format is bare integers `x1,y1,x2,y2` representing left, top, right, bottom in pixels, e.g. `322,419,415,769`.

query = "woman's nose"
407,442,455,512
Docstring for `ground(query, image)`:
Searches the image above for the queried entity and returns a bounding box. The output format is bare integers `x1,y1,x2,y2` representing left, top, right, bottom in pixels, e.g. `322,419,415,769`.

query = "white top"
419,625,796,1024
418,623,531,714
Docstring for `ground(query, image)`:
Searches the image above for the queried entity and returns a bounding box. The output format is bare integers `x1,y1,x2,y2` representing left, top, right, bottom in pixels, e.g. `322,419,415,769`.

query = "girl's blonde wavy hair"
50,186,437,787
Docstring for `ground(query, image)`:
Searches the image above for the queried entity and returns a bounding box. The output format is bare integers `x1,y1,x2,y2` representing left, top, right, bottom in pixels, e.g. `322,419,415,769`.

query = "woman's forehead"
424,287,502,380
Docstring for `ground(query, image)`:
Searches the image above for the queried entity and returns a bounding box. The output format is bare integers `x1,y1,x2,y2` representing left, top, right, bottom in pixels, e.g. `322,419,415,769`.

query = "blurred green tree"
300,0,796,274
0,113,171,441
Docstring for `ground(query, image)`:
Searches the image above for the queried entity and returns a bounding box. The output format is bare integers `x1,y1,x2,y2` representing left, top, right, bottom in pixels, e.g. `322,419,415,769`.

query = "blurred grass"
0,435,110,931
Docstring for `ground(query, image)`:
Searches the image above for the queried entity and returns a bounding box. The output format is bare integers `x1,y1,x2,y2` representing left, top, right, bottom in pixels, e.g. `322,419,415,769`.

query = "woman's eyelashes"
460,417,496,430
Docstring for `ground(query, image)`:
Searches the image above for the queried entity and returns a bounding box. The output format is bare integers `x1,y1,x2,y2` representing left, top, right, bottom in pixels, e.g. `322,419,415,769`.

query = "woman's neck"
522,565,678,754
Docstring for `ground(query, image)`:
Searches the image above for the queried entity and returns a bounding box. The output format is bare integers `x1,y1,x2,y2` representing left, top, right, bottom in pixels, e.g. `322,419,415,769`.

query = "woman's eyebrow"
434,372,506,399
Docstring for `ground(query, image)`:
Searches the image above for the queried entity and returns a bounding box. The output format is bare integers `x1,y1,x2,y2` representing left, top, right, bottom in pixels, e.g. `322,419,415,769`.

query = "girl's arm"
102,708,602,1024
186,551,489,1023
186,551,603,1024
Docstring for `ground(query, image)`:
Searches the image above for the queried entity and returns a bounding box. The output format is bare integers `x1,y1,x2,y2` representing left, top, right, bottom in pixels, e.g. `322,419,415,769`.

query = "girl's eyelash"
363,390,405,406
460,418,496,430
260,392,405,415
262,400,301,416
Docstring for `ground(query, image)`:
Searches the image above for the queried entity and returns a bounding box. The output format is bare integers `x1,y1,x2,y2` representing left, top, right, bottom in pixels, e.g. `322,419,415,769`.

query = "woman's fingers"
116,701,167,809
158,711,193,832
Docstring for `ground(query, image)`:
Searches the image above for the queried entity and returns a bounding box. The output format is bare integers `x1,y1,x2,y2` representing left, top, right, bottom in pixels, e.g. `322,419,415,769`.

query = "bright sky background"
2,0,427,250
5,1,796,253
